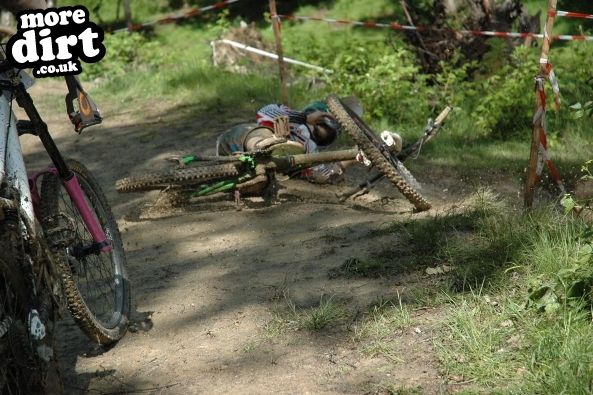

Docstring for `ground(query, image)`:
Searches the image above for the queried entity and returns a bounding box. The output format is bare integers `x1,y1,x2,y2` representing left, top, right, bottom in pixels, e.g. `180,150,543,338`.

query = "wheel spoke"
41,160,129,344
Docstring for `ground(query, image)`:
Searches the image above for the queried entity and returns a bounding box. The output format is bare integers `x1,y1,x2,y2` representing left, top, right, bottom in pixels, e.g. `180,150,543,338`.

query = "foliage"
327,45,430,126
431,52,477,108
424,195,593,392
60,0,169,26
468,47,537,139
84,33,160,80
526,222,593,314
569,101,593,120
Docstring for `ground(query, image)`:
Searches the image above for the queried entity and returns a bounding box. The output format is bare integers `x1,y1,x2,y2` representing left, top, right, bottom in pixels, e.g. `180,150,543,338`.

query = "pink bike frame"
29,167,112,254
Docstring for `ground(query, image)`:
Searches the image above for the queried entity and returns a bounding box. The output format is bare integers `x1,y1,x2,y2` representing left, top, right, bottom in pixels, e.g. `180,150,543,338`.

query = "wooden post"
524,0,557,207
123,0,132,28
269,0,289,105
116,0,121,22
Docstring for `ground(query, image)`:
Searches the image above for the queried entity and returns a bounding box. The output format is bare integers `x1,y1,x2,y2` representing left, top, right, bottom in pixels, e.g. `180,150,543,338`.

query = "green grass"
261,195,593,393
423,198,593,393
352,296,412,362
268,291,349,333
524,308,593,394
330,257,387,278
435,290,526,389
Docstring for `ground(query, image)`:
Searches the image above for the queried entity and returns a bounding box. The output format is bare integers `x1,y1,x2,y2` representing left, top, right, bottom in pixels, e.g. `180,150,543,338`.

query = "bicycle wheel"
115,162,244,193
0,216,48,393
327,95,431,211
40,159,130,344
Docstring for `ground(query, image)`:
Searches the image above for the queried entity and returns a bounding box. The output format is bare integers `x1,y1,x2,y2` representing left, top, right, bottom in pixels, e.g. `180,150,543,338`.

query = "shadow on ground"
19,79,540,394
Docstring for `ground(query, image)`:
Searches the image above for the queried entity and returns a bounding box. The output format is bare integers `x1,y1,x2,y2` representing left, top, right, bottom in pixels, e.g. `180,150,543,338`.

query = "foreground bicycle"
116,96,450,211
0,62,130,392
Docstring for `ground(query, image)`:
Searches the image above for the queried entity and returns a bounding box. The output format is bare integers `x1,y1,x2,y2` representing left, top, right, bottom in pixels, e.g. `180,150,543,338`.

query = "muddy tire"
40,160,130,345
327,95,431,211
115,162,244,193
0,201,51,393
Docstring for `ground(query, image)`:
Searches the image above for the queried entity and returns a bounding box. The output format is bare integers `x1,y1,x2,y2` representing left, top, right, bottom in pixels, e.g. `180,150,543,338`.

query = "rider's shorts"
216,124,274,156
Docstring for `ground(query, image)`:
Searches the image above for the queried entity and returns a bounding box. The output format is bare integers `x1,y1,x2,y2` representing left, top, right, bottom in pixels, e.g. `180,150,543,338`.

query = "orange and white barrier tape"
533,76,565,193
553,10,593,20
275,14,593,42
114,0,240,33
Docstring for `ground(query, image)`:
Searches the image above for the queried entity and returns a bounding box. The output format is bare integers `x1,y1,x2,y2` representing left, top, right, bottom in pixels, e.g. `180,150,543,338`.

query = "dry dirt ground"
19,80,522,394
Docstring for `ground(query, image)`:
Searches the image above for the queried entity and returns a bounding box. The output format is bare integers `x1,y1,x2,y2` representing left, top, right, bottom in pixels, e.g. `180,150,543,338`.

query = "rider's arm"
256,104,307,126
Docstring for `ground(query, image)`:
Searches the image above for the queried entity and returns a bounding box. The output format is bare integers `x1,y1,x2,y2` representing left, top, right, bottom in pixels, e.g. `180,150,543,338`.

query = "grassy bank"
421,191,593,393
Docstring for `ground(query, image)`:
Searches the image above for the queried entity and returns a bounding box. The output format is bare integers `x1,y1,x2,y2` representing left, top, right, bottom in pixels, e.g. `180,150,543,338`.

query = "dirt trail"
19,79,521,394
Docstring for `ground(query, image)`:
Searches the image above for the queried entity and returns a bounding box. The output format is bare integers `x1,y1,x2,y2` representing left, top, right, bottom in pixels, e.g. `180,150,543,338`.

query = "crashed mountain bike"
0,63,130,393
116,95,451,211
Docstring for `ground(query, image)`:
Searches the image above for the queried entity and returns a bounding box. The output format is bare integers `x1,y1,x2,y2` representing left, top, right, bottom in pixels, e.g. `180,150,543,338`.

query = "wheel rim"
56,180,124,329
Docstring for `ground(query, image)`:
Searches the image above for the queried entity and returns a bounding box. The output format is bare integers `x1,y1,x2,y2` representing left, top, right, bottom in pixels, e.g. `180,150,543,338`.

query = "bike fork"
14,80,112,255
29,168,112,254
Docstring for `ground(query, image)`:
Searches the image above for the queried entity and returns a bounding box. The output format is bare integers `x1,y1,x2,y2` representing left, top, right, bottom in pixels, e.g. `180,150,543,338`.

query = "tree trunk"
123,0,132,26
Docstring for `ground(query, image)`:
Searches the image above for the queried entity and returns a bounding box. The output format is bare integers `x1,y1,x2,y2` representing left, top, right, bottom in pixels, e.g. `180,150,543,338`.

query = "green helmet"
302,101,329,114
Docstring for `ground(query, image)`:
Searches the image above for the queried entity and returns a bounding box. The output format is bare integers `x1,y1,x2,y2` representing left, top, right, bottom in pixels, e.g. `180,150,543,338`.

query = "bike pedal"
44,213,76,249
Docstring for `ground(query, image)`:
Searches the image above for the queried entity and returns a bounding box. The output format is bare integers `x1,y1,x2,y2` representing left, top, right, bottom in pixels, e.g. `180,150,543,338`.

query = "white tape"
213,39,333,73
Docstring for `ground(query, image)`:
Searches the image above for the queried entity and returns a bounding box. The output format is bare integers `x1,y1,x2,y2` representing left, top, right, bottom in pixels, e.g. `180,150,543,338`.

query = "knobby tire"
327,95,431,211
40,160,130,345
115,162,243,193
0,198,54,393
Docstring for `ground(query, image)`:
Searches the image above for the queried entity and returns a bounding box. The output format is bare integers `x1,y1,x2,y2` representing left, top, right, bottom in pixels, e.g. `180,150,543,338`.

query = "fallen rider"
215,98,350,184
215,97,405,184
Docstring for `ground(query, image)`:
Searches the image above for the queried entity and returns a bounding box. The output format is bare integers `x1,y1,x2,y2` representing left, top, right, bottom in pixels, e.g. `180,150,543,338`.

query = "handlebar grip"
434,106,452,126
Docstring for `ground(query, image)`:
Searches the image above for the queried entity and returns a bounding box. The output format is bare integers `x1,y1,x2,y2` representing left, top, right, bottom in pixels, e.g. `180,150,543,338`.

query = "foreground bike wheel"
115,162,244,193
41,160,130,344
0,210,50,393
327,95,431,211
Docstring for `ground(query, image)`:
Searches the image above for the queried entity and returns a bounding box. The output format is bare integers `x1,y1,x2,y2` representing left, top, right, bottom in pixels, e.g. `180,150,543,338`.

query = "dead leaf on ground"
425,264,455,275
500,319,514,328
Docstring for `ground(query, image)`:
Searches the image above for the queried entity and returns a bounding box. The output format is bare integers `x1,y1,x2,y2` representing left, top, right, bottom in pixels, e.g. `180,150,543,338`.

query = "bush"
468,47,537,139
327,44,430,126
84,33,160,81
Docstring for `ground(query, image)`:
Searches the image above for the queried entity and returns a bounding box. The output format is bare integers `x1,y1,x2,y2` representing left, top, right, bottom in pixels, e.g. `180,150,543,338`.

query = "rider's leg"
244,127,281,151
216,124,257,156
